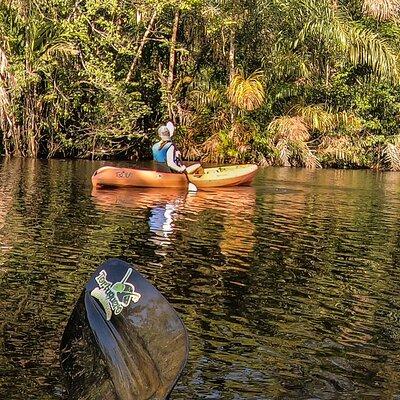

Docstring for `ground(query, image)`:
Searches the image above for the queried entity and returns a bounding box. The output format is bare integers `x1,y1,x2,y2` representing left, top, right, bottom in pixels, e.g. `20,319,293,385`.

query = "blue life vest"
152,141,173,163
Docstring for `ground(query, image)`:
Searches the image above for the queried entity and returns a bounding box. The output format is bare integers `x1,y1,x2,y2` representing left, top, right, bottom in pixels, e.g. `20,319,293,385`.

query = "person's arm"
166,146,186,173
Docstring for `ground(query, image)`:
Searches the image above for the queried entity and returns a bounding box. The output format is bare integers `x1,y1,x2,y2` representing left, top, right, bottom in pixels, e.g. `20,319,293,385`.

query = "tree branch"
125,9,158,83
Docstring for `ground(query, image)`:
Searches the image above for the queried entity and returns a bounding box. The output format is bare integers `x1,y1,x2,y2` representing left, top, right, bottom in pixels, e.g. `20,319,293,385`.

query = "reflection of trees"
0,159,114,399
0,162,255,399
232,168,400,398
74,172,400,398
0,158,24,259
2,162,400,399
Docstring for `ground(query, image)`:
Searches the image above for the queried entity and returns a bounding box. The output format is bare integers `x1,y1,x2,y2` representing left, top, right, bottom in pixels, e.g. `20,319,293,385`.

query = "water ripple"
1,161,400,399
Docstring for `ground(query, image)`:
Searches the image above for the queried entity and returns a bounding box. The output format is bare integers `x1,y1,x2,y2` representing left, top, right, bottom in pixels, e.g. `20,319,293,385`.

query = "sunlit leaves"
190,88,225,108
265,116,320,168
278,0,399,81
363,0,400,22
268,116,310,142
346,24,399,82
292,105,337,134
382,135,400,170
202,120,255,163
227,70,265,111
318,135,363,165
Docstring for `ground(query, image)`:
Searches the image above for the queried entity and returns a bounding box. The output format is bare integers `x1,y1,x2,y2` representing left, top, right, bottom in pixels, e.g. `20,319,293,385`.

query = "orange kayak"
91,164,258,189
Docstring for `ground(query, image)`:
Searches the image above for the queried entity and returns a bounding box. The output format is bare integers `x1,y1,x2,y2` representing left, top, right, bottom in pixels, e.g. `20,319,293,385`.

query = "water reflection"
91,186,257,259
91,187,187,250
1,160,400,400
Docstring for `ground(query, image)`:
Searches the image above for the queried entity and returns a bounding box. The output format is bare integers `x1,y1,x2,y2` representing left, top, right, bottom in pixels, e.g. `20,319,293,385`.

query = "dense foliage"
1,0,400,168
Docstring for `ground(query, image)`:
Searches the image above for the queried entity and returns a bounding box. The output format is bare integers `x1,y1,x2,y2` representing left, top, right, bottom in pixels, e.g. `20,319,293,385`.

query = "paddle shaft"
176,153,197,191
183,170,197,192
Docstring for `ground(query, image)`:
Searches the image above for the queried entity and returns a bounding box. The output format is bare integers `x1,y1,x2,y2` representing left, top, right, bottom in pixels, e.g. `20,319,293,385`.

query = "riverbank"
1,1,400,170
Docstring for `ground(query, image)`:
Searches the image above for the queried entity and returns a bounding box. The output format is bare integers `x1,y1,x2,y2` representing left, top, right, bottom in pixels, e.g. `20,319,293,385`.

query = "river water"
0,158,400,399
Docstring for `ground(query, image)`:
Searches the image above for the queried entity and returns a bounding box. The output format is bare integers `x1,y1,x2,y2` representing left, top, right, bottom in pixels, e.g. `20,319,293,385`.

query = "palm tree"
363,0,400,21
0,0,76,156
227,70,265,111
267,116,321,168
266,0,399,81
382,136,400,170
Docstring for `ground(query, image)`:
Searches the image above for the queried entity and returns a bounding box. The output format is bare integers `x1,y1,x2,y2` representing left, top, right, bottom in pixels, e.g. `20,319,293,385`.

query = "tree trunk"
229,28,236,81
0,46,22,156
167,10,180,92
24,82,40,158
167,10,180,121
125,10,158,83
229,28,236,123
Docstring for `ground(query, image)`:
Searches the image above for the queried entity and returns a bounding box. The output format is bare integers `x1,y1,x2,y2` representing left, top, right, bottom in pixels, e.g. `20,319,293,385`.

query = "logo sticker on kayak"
116,171,132,179
90,268,141,320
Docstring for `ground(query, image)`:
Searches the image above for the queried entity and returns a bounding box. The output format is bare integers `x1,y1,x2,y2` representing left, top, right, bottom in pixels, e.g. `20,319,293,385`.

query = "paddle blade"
60,259,189,400
188,182,198,192
166,121,175,137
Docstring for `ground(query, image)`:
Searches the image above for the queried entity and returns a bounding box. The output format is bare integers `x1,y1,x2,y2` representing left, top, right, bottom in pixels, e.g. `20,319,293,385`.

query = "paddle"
166,121,175,137
166,121,198,192
184,171,198,192
60,258,189,400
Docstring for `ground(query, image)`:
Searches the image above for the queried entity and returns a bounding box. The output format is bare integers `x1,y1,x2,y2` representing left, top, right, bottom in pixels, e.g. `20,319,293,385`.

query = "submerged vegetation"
1,0,400,168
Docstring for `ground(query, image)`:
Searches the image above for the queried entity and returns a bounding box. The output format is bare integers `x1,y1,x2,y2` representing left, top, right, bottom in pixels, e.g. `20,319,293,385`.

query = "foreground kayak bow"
60,259,188,400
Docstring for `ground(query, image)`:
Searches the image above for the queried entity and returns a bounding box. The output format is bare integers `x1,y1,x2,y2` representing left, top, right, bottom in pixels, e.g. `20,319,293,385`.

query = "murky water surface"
1,159,400,399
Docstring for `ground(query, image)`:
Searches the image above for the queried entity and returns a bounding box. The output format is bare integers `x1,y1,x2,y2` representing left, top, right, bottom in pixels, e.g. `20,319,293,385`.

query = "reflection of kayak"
91,164,258,189
91,187,257,258
91,186,255,212
91,187,186,210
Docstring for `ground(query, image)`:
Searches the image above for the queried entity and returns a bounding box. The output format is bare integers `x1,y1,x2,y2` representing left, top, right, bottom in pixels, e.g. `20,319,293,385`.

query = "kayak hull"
92,166,187,188
92,164,258,189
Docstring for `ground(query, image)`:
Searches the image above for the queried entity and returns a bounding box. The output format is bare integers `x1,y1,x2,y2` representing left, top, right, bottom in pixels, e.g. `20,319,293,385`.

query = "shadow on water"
1,159,400,399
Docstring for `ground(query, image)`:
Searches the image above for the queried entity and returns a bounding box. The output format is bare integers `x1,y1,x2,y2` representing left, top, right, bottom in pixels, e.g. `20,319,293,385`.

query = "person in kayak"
152,125,201,174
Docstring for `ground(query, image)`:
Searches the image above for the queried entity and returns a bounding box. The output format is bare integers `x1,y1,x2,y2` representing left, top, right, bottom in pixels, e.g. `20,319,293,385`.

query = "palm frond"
347,24,398,80
227,70,265,111
292,104,337,133
228,121,253,158
363,0,400,22
209,110,230,132
291,0,399,81
202,132,224,163
267,115,320,168
382,139,400,170
189,88,224,108
268,51,312,81
268,116,310,142
33,21,77,61
0,46,14,110
176,129,202,161
276,139,291,166
336,112,363,133
318,136,361,164
44,42,77,58
304,149,321,169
